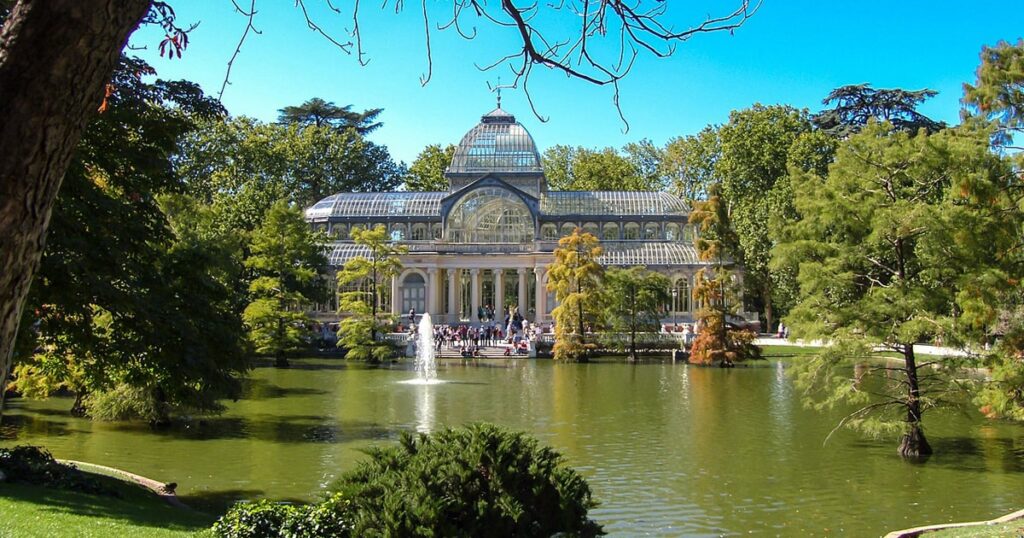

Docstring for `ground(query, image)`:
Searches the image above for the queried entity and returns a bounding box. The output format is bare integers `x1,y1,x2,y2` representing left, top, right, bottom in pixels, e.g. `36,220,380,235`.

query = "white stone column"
447,268,458,324
391,274,400,316
426,268,438,318
494,269,504,315
517,267,528,316
534,267,546,323
470,268,481,324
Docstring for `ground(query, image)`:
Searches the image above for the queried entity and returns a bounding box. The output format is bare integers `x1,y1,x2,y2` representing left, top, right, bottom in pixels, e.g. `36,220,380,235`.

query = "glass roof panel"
540,191,689,216
305,192,445,219
448,108,543,174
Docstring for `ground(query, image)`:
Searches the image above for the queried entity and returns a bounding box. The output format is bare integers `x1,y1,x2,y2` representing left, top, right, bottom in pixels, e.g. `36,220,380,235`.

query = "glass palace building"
306,106,723,325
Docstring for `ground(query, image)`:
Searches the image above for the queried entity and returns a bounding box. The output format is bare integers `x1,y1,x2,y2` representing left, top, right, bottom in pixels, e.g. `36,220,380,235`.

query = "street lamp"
671,287,678,330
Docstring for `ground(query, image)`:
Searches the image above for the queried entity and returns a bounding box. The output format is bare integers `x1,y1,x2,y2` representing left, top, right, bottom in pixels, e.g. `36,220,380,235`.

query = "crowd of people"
400,306,545,358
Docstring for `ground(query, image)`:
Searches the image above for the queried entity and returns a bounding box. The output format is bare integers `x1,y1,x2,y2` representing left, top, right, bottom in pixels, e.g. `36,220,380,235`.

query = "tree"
963,39,1024,151
0,0,757,422
243,200,327,368
662,126,722,202
548,229,604,362
10,55,239,420
336,225,406,363
542,145,658,191
177,117,404,226
813,84,945,139
277,97,384,135
602,267,670,361
716,104,812,333
688,184,760,367
0,0,153,423
776,121,1019,457
404,143,455,192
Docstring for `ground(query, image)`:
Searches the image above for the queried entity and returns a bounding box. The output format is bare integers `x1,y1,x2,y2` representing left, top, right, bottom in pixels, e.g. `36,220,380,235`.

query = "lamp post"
671,287,678,330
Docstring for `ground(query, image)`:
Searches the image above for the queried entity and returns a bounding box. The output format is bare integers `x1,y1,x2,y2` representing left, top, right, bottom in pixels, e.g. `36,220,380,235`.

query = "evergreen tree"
243,200,327,367
688,184,760,367
776,121,1019,457
963,39,1024,151
336,225,407,363
277,97,384,134
602,267,670,361
548,229,604,362
812,84,945,138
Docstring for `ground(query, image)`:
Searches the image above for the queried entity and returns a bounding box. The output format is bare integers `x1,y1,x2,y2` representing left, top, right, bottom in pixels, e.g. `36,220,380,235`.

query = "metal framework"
540,191,689,216
598,242,700,266
306,192,444,220
447,108,543,174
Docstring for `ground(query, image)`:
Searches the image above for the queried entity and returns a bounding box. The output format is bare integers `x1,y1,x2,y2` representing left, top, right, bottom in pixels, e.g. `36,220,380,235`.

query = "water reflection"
414,385,435,434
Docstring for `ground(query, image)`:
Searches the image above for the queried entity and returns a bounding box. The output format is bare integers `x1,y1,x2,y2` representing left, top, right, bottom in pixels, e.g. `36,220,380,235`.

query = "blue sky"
132,1,1024,164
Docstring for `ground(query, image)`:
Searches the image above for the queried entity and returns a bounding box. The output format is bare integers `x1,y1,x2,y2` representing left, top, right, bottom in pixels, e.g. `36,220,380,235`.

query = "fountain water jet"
401,312,443,385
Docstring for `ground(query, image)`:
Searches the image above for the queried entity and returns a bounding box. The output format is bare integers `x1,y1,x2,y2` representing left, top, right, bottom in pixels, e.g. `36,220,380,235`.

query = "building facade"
306,107,723,326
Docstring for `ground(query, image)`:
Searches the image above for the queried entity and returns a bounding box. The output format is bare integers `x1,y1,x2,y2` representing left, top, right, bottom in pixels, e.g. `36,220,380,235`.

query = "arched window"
624,222,640,240
665,223,681,241
602,222,619,241
411,223,428,240
683,225,695,242
582,222,599,237
644,222,660,240
541,223,558,240
390,223,407,241
431,223,443,239
672,277,691,313
331,223,348,239
402,273,426,314
560,222,577,237
445,187,534,243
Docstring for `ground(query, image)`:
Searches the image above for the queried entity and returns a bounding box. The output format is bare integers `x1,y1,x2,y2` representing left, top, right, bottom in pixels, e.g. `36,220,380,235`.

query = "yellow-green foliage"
547,229,604,361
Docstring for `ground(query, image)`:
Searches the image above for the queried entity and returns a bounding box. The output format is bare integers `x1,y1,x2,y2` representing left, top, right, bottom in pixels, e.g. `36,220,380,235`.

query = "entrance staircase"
434,343,527,359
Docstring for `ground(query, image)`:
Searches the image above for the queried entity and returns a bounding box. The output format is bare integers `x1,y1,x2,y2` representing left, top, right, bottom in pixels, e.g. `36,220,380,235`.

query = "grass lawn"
0,472,215,538
758,344,824,360
926,520,1024,537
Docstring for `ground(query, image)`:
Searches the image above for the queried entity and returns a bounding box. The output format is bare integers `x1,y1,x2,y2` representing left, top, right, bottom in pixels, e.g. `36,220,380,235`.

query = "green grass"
758,344,824,360
925,520,1024,537
0,472,216,538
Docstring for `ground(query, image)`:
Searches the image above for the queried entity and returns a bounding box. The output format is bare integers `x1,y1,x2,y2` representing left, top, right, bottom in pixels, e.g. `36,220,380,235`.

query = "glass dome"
445,187,535,243
447,108,543,174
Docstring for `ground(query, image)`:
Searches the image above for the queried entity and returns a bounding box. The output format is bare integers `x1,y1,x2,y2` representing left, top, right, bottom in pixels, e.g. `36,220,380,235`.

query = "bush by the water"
0,446,116,496
212,423,601,537
333,422,602,537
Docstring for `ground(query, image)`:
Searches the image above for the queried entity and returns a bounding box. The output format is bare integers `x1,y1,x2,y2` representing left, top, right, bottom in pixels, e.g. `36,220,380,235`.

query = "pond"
3,357,1023,536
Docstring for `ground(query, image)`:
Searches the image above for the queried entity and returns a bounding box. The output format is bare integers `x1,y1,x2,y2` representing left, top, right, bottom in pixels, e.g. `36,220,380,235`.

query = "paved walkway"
754,336,974,357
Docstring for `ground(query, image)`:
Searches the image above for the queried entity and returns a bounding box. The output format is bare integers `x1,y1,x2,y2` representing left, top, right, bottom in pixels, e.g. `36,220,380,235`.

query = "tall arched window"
411,223,428,240
445,187,534,243
583,222,599,237
665,222,681,241
673,277,690,313
431,223,443,239
559,222,577,237
541,223,558,240
624,222,640,240
402,273,426,314
602,222,619,241
390,223,407,241
644,222,660,239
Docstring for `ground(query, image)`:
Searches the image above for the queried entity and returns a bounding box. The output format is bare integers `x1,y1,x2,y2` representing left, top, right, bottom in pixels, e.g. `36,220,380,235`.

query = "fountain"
402,312,442,385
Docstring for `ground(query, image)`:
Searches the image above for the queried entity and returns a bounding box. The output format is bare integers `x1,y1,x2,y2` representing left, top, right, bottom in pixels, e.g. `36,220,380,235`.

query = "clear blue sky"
131,1,1024,164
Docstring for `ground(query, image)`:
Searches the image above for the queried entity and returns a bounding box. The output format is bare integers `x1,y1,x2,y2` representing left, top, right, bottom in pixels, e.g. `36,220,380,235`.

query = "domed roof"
447,107,543,175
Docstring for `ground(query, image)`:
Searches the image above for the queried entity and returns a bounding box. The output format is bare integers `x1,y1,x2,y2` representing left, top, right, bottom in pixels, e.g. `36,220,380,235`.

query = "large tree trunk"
898,345,933,458
0,0,152,424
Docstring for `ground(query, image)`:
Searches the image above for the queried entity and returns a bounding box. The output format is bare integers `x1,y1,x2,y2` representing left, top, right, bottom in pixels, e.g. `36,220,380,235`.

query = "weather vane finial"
496,76,501,109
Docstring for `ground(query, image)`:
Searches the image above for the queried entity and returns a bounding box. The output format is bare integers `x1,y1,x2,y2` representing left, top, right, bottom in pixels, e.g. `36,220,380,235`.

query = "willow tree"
688,184,760,367
336,225,406,363
548,229,604,362
776,121,1019,457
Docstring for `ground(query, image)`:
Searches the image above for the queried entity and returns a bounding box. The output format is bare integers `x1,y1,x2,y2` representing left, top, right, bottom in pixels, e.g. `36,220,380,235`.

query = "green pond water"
2,357,1023,536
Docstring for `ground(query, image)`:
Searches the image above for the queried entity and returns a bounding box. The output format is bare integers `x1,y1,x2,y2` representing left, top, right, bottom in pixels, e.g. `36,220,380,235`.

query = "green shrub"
281,493,354,537
212,499,298,538
0,445,116,496
330,423,603,537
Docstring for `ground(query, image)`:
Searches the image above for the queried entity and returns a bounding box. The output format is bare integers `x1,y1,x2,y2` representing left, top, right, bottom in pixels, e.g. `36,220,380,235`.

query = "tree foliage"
813,83,945,139
963,39,1024,151
663,126,721,202
336,225,406,363
330,423,602,537
177,117,403,227
688,185,760,367
602,267,670,361
776,121,1020,456
403,143,455,192
277,97,383,135
548,230,604,361
541,144,663,191
242,200,327,368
